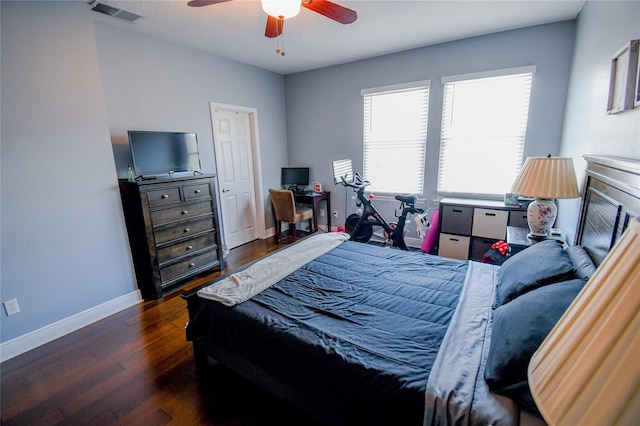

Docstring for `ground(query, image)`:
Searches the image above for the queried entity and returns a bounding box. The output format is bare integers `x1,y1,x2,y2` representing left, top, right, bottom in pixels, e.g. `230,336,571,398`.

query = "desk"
294,191,330,232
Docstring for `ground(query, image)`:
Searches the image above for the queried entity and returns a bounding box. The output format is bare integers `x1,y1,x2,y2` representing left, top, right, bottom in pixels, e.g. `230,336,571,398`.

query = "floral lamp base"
527,198,557,240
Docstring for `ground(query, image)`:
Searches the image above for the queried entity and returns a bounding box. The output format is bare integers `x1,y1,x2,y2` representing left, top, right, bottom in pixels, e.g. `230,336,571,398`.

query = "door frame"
210,102,266,242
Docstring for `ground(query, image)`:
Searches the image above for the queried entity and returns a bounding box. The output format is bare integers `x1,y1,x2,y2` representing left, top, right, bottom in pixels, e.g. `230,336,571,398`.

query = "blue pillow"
566,245,597,280
485,278,586,393
495,240,576,306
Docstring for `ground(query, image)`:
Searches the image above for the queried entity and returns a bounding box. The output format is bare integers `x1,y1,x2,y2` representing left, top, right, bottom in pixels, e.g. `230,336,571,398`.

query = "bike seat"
395,194,418,204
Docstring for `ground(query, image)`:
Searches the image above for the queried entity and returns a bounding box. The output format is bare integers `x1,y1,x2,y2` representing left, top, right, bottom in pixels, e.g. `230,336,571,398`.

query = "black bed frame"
575,155,640,266
183,154,640,425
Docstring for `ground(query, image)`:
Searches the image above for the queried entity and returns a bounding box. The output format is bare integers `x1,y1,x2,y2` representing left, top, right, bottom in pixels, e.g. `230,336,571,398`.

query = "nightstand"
506,226,565,256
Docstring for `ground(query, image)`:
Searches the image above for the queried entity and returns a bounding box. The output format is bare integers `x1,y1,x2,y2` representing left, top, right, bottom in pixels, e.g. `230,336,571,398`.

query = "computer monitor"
281,167,310,190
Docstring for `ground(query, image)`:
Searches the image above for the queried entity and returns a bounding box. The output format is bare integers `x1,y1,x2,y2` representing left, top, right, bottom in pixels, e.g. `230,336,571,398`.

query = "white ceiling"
89,0,586,75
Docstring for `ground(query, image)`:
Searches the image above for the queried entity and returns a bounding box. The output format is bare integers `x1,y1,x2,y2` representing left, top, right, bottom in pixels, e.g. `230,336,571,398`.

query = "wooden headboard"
575,155,640,267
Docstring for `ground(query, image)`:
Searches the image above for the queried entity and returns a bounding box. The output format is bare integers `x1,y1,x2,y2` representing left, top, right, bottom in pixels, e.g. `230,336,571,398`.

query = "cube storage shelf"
437,197,529,261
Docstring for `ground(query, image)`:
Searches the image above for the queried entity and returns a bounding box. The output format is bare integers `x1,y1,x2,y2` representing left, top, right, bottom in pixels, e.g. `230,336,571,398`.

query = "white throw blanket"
197,232,350,306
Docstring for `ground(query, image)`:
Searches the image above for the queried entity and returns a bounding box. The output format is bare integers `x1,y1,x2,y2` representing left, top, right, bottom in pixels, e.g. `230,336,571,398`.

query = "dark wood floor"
0,236,317,426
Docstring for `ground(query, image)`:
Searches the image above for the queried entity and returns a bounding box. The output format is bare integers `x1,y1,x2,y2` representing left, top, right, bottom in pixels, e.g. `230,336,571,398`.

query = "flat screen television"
128,130,201,178
281,167,310,190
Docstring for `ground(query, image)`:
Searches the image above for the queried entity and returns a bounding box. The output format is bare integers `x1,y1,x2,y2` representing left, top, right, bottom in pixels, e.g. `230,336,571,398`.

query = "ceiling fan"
187,0,357,39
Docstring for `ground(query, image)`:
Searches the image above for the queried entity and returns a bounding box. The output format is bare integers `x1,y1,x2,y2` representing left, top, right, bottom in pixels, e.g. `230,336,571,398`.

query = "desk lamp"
511,156,580,239
528,216,640,425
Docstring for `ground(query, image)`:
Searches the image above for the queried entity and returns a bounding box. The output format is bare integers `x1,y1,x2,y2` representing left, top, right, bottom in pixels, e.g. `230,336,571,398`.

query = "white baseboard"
0,290,142,363
405,236,424,249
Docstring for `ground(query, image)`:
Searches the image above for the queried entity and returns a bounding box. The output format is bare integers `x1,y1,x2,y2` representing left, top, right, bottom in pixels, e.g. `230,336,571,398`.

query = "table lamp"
510,156,580,239
528,216,640,425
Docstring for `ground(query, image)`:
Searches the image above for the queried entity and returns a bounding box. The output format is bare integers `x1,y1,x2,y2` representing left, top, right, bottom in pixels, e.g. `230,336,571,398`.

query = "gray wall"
93,21,288,222
0,1,287,344
1,1,136,341
285,21,577,222
556,0,640,242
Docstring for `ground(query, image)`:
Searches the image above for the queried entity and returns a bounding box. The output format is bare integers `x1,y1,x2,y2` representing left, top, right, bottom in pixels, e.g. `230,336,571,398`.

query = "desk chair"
269,189,314,242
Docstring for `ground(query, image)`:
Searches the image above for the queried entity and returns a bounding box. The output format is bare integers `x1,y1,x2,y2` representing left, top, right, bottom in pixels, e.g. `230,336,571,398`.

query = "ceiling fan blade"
302,0,357,24
265,15,283,38
187,0,232,7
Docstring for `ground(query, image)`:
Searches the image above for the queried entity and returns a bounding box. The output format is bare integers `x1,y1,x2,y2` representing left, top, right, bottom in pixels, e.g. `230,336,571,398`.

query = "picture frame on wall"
636,49,640,107
606,39,639,114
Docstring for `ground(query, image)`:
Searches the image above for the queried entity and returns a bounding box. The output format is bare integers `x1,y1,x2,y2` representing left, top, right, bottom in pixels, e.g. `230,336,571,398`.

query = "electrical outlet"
332,210,338,218
4,299,20,316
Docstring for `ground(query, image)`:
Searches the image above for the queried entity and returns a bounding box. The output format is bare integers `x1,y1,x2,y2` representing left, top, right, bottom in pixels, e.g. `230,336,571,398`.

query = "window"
437,66,535,198
362,81,429,195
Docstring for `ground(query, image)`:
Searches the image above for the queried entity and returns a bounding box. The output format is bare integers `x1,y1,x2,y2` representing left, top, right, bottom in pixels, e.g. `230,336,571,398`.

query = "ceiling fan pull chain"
280,32,286,56
274,16,285,56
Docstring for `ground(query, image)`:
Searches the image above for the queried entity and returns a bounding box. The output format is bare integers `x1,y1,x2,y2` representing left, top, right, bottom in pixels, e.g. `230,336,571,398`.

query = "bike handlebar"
339,172,370,189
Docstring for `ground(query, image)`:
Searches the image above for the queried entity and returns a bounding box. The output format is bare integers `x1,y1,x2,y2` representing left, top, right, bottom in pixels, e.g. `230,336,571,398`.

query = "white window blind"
362,82,429,195
437,67,534,198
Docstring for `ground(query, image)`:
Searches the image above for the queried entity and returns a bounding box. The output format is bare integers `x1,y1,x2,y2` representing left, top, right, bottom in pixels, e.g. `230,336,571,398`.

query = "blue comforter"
187,241,468,425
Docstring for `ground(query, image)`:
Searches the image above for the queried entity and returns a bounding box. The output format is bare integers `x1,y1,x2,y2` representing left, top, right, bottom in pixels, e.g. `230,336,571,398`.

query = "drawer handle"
194,189,201,194
450,238,459,242
188,262,195,268
452,209,463,213
182,210,188,215
485,212,496,217
161,194,169,199
184,228,191,233
186,245,193,250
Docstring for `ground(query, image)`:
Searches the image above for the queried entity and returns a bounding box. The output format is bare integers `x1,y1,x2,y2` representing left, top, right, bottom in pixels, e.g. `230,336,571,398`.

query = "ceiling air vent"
90,1,142,23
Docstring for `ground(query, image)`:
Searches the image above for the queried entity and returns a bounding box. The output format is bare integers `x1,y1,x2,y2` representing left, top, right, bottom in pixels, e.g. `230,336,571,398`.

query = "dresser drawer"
150,201,213,226
160,250,220,286
472,208,508,239
147,187,181,207
156,232,217,264
183,182,211,201
154,216,215,245
508,210,529,228
440,206,473,235
438,233,470,260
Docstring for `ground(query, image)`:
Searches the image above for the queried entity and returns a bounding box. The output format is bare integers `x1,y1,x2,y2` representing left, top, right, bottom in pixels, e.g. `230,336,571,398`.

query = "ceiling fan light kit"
261,0,301,20
188,0,357,56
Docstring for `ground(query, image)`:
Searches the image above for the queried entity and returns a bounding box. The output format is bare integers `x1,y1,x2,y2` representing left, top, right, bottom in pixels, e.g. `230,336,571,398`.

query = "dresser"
438,197,529,261
119,174,223,299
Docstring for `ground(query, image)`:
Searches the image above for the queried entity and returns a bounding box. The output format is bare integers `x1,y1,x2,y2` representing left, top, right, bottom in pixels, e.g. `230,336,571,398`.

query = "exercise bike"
338,172,424,251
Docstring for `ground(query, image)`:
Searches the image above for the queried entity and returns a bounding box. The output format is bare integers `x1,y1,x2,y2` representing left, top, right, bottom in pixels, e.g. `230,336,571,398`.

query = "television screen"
281,167,310,188
128,131,201,178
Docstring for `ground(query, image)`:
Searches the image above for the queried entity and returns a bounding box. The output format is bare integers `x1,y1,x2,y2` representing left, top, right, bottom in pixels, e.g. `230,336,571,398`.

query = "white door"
211,107,259,249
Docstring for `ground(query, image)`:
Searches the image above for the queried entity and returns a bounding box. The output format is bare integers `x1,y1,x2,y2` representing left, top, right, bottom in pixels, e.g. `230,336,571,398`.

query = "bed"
183,155,640,425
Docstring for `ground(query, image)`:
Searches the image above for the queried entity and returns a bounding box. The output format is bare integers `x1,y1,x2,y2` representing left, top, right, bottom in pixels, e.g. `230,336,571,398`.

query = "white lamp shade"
528,217,640,425
261,0,301,19
511,157,580,199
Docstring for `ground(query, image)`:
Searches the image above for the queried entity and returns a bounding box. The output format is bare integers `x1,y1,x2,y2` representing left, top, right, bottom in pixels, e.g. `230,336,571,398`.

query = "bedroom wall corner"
557,1,640,243
92,22,289,232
